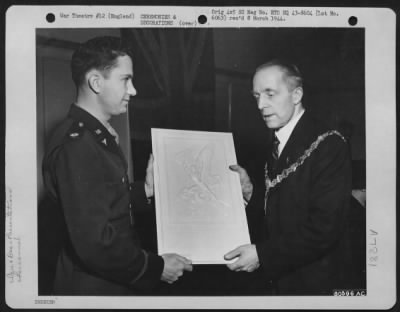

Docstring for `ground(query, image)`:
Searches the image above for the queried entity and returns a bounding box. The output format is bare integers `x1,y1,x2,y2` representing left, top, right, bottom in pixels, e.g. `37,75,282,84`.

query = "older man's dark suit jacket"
249,112,353,295
42,105,164,295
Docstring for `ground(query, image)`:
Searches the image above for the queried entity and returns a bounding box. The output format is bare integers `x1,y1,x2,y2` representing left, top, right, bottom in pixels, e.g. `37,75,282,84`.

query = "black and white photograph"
5,5,396,310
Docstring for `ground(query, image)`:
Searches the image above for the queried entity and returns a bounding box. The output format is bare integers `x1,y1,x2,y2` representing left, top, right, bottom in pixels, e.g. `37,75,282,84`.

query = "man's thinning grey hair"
255,59,303,91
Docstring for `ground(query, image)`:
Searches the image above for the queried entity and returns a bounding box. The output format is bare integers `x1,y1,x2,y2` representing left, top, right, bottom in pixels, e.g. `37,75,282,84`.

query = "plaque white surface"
152,128,250,263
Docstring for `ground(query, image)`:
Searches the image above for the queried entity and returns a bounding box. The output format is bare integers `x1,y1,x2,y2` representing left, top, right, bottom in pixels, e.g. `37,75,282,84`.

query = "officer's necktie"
105,122,119,145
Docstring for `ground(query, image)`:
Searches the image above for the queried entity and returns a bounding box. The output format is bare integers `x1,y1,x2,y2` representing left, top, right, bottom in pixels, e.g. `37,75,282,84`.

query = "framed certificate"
151,128,250,264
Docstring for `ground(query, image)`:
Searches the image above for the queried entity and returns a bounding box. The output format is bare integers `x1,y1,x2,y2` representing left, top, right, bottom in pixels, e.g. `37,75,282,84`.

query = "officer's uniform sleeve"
130,181,152,209
52,134,164,289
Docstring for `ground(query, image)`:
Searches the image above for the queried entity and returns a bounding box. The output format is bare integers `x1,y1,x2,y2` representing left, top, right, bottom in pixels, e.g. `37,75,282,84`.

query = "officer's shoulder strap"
65,119,86,142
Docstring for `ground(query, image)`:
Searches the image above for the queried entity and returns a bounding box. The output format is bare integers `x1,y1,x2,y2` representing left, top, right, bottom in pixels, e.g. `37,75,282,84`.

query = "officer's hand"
144,154,154,198
161,254,193,284
224,244,260,272
229,164,253,202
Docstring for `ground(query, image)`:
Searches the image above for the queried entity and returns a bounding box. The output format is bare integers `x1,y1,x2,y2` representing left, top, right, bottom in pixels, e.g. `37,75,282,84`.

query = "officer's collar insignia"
95,129,102,135
102,138,107,145
70,132,79,138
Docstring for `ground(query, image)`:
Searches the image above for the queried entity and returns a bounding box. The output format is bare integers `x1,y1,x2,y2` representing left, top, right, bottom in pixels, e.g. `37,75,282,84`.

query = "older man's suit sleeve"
255,135,351,280
51,134,164,289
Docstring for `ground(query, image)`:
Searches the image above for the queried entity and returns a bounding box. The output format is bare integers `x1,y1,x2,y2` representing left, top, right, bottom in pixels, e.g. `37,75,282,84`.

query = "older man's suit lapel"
272,112,314,178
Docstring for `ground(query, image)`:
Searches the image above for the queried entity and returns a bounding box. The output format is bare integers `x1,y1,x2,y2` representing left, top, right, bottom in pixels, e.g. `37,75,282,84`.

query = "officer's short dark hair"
255,59,303,91
71,36,133,88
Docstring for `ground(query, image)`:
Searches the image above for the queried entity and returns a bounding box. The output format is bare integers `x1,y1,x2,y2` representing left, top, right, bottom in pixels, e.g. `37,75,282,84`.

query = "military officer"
42,36,192,295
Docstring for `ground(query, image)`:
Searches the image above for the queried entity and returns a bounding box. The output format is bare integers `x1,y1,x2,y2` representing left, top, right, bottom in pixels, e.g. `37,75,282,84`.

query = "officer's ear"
87,70,103,94
292,86,303,105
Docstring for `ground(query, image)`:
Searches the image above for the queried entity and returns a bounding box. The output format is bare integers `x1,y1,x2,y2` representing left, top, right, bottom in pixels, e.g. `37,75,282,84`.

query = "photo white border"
5,5,396,309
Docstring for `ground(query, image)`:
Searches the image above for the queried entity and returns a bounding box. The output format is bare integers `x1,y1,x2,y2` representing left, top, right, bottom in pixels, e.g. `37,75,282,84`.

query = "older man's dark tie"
271,131,280,171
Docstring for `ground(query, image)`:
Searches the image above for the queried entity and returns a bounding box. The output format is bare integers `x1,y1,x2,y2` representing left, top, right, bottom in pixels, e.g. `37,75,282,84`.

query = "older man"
226,60,352,295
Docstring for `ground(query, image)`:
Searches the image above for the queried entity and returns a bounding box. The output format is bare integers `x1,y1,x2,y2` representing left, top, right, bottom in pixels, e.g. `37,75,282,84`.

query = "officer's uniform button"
78,122,84,127
122,177,125,183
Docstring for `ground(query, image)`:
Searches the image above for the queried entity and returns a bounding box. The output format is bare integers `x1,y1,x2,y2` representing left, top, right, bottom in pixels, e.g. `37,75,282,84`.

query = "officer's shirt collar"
68,104,112,142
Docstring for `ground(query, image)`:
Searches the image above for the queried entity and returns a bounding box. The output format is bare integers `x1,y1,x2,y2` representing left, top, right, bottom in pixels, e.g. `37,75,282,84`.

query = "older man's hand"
224,244,260,272
229,164,253,202
144,154,154,198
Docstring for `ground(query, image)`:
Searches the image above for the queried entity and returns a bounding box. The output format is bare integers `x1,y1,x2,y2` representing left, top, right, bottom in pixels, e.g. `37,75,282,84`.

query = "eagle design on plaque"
175,143,230,210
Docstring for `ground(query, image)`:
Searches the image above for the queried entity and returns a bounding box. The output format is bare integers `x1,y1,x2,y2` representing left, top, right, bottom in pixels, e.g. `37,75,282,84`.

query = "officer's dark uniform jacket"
43,104,164,295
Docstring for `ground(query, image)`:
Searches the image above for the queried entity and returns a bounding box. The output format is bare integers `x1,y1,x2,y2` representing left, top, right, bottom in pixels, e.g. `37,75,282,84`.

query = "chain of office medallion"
264,130,346,199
